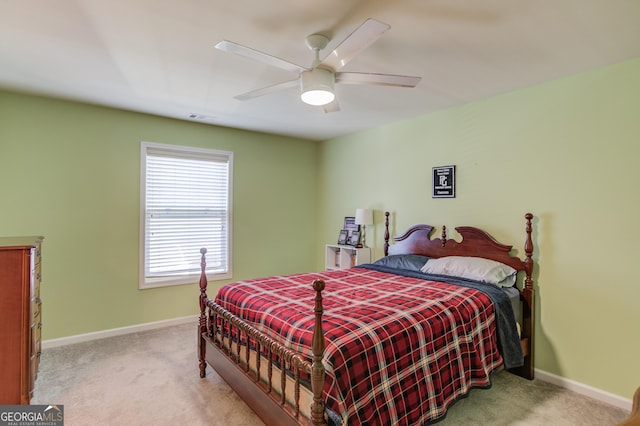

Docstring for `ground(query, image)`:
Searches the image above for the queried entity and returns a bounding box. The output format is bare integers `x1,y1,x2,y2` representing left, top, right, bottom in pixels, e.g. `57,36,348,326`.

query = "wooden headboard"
383,211,534,276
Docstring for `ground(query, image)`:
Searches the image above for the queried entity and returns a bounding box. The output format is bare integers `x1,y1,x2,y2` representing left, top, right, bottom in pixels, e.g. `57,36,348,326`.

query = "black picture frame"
348,231,360,246
432,165,456,198
343,217,360,241
337,229,348,245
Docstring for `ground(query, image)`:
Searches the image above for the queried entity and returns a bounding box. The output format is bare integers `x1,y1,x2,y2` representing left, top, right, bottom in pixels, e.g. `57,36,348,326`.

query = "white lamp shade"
355,209,373,226
300,68,335,106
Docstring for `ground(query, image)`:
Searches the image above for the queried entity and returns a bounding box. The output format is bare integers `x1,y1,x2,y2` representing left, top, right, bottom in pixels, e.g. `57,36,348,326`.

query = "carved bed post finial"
198,247,208,378
441,225,447,247
310,279,327,425
384,211,390,256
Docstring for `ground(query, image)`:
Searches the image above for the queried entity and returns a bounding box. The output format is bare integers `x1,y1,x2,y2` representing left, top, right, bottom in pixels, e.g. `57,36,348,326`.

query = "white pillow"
420,256,517,287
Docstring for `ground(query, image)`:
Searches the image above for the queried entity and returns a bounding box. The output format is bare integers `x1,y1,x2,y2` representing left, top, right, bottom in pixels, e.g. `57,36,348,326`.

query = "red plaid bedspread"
215,267,503,425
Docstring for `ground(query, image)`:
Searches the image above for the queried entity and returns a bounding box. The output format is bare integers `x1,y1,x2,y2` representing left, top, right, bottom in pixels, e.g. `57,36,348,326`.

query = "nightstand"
325,245,372,270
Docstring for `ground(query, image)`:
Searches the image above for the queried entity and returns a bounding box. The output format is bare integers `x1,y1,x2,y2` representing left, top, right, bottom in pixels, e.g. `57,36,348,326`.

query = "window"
140,142,233,289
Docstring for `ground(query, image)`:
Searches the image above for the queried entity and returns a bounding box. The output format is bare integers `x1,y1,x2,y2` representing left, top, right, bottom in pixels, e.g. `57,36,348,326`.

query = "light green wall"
0,91,318,339
318,57,640,400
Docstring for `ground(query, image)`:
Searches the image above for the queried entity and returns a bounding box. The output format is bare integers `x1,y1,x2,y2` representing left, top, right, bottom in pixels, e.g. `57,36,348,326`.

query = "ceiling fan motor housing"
300,67,335,106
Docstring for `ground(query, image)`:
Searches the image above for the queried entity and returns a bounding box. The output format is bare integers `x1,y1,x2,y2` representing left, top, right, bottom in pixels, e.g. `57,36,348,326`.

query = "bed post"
522,213,535,379
384,211,390,256
310,279,327,426
198,247,208,378
513,213,535,380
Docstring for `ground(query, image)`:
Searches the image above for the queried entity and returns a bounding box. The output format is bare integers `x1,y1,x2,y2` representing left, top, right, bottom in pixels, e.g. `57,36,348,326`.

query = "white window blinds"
140,142,233,289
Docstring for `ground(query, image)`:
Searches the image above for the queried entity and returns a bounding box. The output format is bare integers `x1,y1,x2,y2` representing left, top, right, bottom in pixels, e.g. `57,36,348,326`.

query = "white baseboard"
42,315,197,349
535,368,632,412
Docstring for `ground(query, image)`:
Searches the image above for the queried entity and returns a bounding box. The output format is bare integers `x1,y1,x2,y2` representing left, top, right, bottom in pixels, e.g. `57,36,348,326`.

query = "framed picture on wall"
432,165,456,198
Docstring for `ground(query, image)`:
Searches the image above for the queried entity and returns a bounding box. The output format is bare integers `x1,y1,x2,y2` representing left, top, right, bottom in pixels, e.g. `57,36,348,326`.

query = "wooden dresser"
0,236,44,404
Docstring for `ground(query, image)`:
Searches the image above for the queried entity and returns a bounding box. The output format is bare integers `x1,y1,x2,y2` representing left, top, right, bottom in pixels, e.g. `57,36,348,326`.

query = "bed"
198,212,535,425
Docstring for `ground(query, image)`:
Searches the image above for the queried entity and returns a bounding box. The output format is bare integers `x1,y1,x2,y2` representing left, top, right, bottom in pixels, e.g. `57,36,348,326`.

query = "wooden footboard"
198,248,327,426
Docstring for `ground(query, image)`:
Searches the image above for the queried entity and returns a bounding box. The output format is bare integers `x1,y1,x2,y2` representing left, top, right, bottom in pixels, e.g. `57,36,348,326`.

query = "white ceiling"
1,1,639,141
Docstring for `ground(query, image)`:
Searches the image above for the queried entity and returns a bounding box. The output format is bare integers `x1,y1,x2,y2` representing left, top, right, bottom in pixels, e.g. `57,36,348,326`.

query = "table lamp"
354,209,373,248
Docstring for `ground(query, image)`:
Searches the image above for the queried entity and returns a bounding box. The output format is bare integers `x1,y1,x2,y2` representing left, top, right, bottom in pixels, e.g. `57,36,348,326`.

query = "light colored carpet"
32,322,628,425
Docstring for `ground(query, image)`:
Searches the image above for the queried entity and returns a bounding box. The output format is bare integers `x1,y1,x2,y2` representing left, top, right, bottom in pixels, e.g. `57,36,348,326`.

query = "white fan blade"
215,40,308,75
320,18,390,71
336,72,421,87
234,79,299,101
323,99,341,113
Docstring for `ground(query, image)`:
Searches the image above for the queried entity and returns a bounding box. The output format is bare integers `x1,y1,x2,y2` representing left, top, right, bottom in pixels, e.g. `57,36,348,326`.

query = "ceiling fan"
215,18,421,113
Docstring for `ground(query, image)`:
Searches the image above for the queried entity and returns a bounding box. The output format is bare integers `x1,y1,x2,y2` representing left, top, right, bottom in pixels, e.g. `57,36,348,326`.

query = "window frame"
139,141,233,289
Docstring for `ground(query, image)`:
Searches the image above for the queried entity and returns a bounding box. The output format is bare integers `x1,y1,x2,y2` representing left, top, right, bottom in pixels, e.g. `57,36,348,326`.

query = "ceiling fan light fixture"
300,68,335,106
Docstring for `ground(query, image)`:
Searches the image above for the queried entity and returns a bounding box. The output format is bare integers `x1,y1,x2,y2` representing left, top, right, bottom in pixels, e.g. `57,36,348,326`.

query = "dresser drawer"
31,256,41,324
32,260,41,294
31,306,42,348
31,309,42,376
33,320,42,352
31,296,42,325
